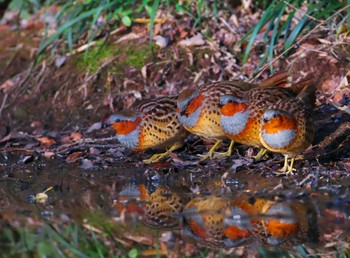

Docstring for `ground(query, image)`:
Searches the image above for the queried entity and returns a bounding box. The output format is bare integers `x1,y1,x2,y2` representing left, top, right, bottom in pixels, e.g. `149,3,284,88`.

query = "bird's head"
219,95,249,116
103,114,141,135
177,89,204,117
261,109,296,134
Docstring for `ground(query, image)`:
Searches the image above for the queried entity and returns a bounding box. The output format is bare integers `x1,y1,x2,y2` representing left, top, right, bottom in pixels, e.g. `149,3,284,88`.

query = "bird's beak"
102,120,112,128
180,108,187,117
218,102,224,108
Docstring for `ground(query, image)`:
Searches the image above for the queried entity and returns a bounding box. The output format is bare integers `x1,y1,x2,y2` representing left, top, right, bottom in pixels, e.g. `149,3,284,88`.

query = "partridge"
218,80,311,160
104,96,189,163
177,72,288,161
142,185,187,230
259,83,316,174
182,194,256,248
252,198,318,245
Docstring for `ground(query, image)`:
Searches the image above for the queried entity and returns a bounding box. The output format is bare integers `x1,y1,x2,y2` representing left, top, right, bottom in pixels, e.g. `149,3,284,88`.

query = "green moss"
112,44,153,73
75,44,115,73
75,42,153,73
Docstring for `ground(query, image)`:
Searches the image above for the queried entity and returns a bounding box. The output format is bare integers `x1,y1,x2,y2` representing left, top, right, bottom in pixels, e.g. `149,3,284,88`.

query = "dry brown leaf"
0,76,21,93
36,137,56,147
44,151,55,158
66,152,84,163
123,233,155,246
116,32,140,43
70,132,83,142
178,34,205,47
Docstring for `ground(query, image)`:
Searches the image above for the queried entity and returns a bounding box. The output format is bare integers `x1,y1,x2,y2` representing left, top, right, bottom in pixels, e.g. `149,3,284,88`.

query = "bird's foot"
273,156,295,175
197,140,222,162
252,149,267,160
197,151,215,162
212,140,234,159
274,161,296,176
143,152,168,164
143,146,177,164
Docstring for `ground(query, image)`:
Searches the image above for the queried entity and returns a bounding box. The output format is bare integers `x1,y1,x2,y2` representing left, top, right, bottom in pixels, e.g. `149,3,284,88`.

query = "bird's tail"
297,82,317,108
260,71,289,87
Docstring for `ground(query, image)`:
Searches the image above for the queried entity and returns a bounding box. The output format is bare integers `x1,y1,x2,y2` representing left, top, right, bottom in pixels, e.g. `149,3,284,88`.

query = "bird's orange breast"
111,117,142,135
263,116,296,134
220,102,248,117
185,94,205,116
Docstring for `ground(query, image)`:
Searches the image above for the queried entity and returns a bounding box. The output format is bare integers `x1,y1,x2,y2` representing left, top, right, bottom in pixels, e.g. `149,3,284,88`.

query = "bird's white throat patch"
221,110,250,136
116,125,141,150
262,129,296,149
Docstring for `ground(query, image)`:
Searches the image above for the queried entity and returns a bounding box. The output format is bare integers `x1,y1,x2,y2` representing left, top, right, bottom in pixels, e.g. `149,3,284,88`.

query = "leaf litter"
0,2,350,256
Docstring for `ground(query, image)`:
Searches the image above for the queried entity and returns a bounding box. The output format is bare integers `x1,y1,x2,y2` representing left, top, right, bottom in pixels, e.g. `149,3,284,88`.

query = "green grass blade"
267,6,285,72
242,0,277,64
44,224,90,258
282,11,295,42
67,27,73,52
38,2,115,55
284,15,309,51
83,3,104,60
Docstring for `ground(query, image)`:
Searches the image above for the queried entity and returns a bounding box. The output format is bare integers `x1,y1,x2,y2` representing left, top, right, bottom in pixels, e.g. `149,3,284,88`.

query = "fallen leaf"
44,151,55,158
0,76,21,93
123,233,155,245
66,152,84,163
36,137,56,147
116,32,140,43
70,132,83,142
178,34,205,47
55,55,67,68
0,131,28,143
86,122,102,133
154,35,170,48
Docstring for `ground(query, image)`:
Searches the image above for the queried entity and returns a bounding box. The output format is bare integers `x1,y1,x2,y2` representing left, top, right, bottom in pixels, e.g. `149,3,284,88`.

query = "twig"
283,1,323,23
273,179,283,190
3,46,20,75
298,173,314,187
55,136,119,152
67,27,125,57
0,93,8,118
219,17,237,34
252,4,350,80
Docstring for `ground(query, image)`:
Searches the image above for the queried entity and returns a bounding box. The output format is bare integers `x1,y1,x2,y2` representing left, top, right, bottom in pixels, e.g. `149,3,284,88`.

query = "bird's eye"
227,99,233,104
115,119,121,123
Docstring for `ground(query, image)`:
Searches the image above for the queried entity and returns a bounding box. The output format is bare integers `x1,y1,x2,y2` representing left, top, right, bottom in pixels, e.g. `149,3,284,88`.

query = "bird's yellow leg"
198,140,222,161
274,156,296,175
252,148,267,160
143,145,177,164
213,140,234,158
287,158,296,174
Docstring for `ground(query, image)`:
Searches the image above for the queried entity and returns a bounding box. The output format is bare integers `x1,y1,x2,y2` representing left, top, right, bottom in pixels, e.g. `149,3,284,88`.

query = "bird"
218,80,311,160
259,83,316,174
252,198,318,245
104,96,189,163
182,194,256,248
177,72,289,161
141,185,187,230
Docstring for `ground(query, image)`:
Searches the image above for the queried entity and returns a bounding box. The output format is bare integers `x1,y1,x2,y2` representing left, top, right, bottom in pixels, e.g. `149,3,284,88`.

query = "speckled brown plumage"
259,83,316,173
182,195,255,248
142,186,185,230
178,81,255,139
220,87,297,148
105,96,189,163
